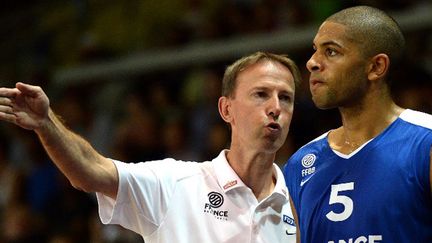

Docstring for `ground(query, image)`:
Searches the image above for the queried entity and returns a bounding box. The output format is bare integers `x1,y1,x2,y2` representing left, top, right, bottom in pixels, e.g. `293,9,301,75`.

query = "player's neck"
331,101,404,154
340,99,402,130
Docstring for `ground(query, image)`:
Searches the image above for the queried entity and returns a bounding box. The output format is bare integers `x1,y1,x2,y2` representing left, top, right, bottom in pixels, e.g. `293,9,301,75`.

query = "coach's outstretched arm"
0,82,118,198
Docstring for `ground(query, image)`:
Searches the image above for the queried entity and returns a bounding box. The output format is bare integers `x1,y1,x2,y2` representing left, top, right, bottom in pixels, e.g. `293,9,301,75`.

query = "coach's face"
219,60,295,153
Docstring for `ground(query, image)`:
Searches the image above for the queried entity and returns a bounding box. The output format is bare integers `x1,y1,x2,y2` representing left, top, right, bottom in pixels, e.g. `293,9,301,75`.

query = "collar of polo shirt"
212,150,289,202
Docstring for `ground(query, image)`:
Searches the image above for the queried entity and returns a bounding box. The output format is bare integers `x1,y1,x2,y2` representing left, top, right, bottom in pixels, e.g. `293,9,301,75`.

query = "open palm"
0,83,49,130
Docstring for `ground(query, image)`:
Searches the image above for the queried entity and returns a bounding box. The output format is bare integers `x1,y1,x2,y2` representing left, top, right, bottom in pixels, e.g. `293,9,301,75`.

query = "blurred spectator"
182,68,224,160
111,92,163,162
2,204,46,243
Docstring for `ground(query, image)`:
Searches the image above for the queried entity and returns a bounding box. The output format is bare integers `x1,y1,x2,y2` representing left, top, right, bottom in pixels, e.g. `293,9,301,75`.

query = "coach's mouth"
266,122,281,132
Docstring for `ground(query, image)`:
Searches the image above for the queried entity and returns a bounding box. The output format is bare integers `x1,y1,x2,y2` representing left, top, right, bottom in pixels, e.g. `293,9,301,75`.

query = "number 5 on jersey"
326,182,354,222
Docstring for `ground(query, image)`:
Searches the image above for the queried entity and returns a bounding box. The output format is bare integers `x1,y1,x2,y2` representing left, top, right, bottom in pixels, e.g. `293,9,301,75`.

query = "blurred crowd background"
0,0,431,242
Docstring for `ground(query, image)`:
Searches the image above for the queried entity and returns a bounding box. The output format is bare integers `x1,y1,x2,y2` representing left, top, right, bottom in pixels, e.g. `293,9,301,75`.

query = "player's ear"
367,53,389,81
218,96,232,123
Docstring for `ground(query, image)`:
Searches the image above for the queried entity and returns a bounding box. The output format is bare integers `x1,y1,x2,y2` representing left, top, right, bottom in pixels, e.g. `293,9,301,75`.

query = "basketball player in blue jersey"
283,6,432,243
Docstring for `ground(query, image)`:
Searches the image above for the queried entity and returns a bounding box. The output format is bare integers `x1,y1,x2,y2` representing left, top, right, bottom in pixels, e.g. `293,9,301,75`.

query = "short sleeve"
96,159,178,236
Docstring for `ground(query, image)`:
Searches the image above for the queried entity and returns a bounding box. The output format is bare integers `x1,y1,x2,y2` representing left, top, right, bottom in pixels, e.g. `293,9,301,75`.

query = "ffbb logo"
203,191,229,220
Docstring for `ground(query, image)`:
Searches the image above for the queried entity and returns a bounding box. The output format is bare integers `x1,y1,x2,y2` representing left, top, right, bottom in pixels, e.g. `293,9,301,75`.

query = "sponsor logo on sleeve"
283,215,295,226
283,214,296,235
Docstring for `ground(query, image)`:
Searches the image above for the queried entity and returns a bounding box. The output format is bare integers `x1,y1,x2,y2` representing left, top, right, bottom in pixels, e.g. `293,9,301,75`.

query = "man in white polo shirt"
0,51,301,242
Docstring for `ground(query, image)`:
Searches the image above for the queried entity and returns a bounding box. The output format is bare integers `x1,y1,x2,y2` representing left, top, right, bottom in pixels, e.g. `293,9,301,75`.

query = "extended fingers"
0,100,17,124
0,87,20,98
0,87,18,120
0,110,17,123
0,96,14,105
0,96,15,118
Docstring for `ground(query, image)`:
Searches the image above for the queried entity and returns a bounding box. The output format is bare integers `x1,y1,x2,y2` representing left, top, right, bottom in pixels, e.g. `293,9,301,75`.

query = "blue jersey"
284,109,432,243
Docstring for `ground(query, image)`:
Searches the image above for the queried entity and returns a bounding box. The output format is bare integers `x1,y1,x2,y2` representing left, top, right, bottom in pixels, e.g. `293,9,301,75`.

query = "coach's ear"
218,96,232,123
367,53,389,81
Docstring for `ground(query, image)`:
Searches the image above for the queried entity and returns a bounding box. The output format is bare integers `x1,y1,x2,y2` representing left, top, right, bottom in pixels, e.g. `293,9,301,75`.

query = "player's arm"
289,198,301,243
0,82,118,199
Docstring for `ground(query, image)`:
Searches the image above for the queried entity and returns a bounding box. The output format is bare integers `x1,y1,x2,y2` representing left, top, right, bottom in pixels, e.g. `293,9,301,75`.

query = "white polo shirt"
96,150,296,243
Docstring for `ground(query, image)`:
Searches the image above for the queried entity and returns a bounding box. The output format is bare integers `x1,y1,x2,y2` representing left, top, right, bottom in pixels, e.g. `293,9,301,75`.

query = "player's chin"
312,96,338,110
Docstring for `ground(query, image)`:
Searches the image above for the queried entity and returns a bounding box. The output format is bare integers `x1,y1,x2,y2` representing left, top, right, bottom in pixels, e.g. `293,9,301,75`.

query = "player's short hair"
326,5,405,62
221,52,302,98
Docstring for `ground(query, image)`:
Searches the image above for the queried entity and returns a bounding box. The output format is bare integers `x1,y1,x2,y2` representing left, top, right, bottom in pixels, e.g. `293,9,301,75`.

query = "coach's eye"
254,91,268,98
280,94,291,101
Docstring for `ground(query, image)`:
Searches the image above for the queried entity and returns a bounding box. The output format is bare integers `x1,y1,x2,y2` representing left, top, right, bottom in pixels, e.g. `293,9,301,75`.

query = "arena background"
0,1,431,242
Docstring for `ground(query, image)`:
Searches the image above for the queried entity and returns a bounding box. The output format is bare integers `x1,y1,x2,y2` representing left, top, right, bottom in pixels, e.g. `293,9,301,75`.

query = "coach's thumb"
16,82,40,97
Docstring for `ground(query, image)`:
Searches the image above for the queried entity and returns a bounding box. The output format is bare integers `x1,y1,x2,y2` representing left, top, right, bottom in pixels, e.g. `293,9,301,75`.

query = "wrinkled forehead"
235,60,295,89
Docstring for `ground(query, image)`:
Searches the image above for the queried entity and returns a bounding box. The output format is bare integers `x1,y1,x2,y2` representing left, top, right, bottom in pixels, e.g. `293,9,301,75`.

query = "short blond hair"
221,52,302,98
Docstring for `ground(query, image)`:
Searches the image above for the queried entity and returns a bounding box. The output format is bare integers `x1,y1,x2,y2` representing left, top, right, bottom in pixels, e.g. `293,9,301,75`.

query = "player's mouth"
310,79,325,92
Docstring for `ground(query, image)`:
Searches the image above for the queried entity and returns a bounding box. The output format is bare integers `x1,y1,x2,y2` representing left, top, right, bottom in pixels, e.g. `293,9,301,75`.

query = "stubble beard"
313,74,368,110
312,87,339,110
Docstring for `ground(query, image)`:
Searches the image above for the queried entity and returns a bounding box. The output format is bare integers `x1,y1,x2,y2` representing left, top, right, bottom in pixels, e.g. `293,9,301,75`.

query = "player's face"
306,21,369,109
228,60,295,153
